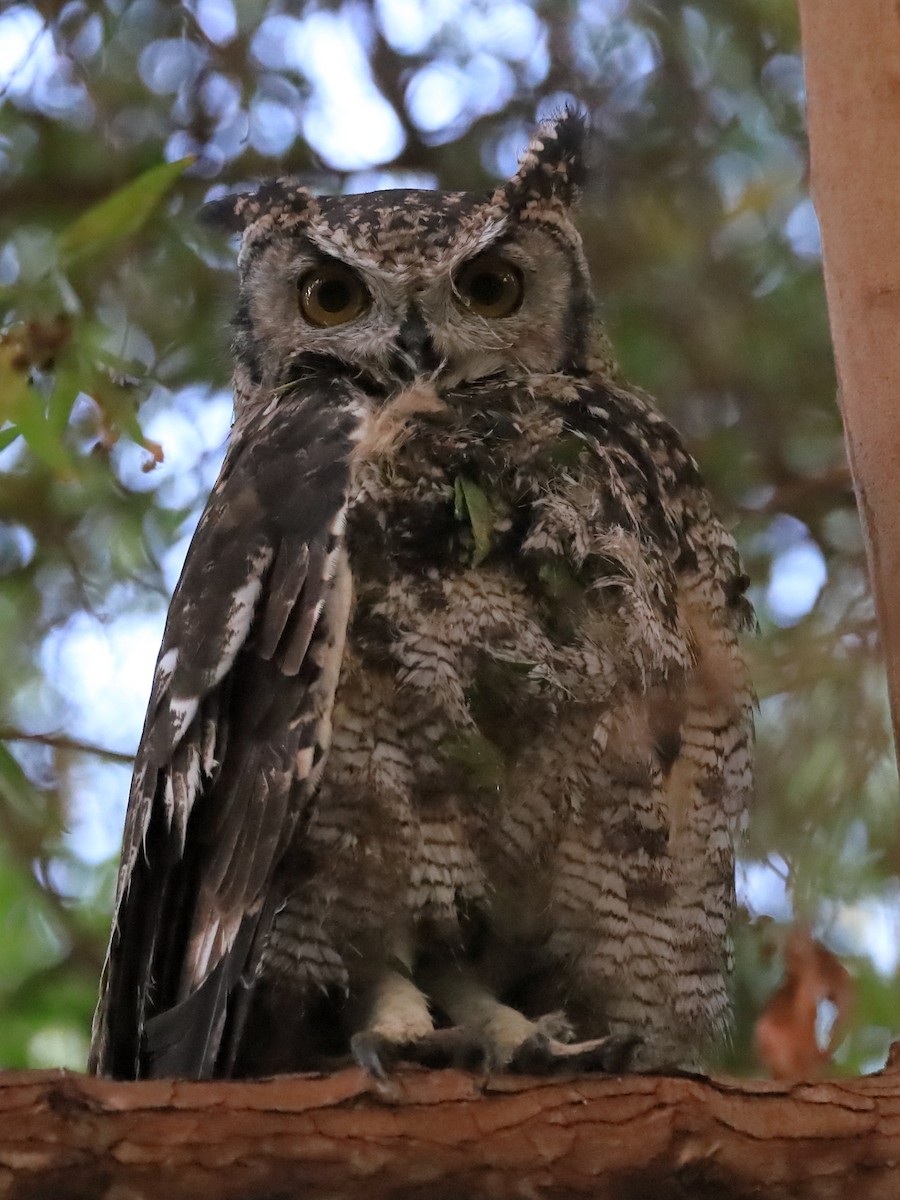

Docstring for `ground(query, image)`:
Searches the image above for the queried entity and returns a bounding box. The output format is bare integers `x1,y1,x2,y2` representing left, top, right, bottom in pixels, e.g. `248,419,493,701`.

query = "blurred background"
0,0,895,1075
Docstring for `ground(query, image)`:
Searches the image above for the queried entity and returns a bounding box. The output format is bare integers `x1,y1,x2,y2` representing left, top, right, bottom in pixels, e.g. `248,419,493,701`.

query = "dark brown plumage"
90,112,753,1081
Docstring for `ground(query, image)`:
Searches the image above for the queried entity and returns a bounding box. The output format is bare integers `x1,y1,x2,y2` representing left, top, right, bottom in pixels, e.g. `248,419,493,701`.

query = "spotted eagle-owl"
90,112,753,1081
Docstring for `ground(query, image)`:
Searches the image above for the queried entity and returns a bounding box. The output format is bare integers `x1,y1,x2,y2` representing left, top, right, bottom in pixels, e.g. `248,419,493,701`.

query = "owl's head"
204,112,594,397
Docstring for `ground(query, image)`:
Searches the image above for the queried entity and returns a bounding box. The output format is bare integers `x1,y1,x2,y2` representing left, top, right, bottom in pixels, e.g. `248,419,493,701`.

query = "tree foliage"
0,0,893,1074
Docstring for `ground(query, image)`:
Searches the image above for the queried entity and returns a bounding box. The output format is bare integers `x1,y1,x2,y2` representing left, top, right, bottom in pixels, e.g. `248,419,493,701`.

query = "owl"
89,112,754,1081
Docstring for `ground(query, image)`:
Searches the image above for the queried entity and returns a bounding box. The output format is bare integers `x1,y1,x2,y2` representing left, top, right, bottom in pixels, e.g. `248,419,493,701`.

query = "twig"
0,730,134,764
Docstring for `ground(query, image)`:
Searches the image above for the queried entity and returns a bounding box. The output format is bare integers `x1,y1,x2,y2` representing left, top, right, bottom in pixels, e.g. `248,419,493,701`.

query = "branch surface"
0,1067,899,1199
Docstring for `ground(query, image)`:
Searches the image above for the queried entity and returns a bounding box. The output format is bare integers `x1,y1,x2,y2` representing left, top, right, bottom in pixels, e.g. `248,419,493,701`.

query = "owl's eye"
454,254,524,319
298,263,370,327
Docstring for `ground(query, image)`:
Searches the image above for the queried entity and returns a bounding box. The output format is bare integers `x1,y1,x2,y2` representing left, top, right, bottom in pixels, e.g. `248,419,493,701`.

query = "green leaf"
89,371,146,445
455,474,494,565
547,434,588,468
0,742,37,817
537,558,583,604
453,475,467,522
0,358,31,426
439,730,507,793
58,157,193,267
12,403,74,474
46,369,82,437
0,359,74,474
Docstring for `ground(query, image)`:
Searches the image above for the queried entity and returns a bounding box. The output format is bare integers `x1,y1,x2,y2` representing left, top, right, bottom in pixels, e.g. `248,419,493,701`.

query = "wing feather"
281,547,328,672
254,537,310,659
89,376,363,1079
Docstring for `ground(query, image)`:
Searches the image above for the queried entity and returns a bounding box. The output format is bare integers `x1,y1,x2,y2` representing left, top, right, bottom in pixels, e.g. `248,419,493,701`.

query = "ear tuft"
198,180,313,233
503,107,589,211
198,192,248,233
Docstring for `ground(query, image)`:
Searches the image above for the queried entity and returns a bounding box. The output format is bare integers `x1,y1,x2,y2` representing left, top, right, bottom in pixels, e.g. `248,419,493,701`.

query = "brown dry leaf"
0,316,72,373
754,925,854,1080
140,438,164,471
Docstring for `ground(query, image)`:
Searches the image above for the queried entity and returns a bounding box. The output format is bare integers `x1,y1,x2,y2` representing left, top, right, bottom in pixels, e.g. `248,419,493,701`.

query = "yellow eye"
454,254,524,318
298,263,370,327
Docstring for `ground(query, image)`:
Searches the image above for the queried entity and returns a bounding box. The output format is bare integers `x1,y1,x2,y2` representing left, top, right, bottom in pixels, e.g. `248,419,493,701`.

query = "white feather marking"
200,718,218,776
322,547,341,583
155,647,179,693
295,746,315,776
163,772,176,831
330,506,348,537
168,695,200,740
186,909,244,992
180,745,203,828
188,918,220,983
214,549,272,685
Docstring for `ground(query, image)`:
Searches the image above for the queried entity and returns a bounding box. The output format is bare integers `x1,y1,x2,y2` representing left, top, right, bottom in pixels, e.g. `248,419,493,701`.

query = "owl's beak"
393,305,441,377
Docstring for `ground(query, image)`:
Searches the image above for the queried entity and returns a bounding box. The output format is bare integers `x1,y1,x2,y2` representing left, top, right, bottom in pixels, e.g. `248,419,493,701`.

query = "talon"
534,1011,575,1043
604,1033,643,1072
510,1030,642,1075
510,1030,553,1073
352,1026,486,1075
351,1030,396,1080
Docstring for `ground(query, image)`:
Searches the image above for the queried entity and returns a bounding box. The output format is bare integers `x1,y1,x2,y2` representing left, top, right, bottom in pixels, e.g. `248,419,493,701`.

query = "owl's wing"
89,376,361,1079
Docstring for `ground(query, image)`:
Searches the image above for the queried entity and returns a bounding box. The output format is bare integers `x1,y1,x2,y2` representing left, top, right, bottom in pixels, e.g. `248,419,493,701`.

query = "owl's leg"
351,957,636,1075
349,942,436,1079
421,959,638,1073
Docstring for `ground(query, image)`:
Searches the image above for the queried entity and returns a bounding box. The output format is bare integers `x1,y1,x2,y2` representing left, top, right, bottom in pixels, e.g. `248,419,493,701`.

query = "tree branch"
797,0,900,763
1,1066,899,1198
0,730,134,765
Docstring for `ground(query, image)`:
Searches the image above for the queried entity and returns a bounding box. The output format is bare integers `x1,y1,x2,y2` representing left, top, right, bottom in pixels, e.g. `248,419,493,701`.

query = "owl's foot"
420,960,642,1075
352,1018,639,1077
468,1008,639,1074
351,960,642,1078
351,962,437,1080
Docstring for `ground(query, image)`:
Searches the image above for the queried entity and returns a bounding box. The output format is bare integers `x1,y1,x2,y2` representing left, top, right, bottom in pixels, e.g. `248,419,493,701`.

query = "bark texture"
1,1067,899,1199
798,0,900,754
